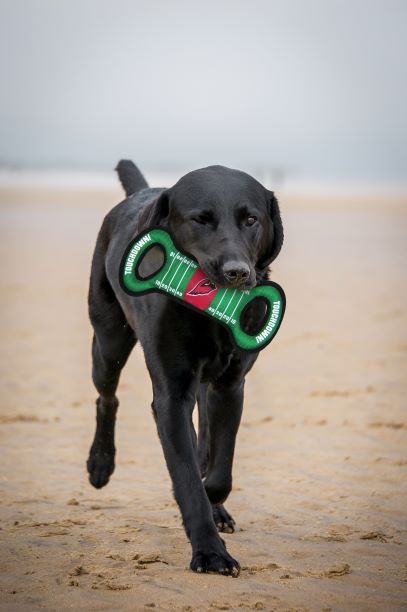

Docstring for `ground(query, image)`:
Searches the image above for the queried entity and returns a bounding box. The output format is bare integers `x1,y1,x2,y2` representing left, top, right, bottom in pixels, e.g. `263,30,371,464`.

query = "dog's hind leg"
87,235,137,488
87,321,136,488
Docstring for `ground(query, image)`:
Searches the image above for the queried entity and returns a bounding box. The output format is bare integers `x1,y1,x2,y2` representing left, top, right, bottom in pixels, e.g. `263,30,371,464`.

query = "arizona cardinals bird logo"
187,278,217,297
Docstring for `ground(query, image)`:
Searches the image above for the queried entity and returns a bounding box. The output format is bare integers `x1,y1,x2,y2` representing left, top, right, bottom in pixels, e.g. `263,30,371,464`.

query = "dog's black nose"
223,261,250,284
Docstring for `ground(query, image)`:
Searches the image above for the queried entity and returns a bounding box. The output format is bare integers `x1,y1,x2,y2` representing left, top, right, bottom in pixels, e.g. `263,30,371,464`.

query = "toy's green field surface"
120,228,286,352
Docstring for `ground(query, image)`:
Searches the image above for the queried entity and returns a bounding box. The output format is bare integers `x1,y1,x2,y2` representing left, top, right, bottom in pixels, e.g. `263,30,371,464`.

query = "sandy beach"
0,182,406,611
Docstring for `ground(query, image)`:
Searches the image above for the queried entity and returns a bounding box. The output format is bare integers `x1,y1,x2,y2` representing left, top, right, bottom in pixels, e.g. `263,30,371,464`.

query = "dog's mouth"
220,277,256,290
201,263,256,291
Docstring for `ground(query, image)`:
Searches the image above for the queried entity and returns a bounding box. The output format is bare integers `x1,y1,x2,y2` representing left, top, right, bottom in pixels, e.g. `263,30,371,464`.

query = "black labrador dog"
87,161,283,575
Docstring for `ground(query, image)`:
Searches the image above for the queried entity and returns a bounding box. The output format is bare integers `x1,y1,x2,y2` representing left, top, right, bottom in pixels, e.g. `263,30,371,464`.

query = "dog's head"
141,165,283,289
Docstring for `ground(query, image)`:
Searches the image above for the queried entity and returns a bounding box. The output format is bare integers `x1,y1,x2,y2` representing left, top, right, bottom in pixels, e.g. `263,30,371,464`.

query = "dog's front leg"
151,370,240,576
203,377,244,506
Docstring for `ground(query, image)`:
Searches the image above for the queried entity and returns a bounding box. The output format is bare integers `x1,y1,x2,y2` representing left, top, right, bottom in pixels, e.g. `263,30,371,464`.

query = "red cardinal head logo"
186,278,217,297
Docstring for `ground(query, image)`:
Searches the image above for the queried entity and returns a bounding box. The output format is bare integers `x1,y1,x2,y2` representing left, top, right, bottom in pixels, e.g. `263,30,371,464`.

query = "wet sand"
0,184,406,611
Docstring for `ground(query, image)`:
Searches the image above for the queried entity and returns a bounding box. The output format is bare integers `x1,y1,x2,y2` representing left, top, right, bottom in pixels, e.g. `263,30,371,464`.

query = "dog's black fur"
87,160,283,575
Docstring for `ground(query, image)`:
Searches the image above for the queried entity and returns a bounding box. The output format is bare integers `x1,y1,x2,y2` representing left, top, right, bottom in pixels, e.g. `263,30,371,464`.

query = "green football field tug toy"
120,228,286,352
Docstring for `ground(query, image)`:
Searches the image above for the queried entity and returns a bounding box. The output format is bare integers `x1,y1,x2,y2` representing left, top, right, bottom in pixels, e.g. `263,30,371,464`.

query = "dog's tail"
115,159,148,196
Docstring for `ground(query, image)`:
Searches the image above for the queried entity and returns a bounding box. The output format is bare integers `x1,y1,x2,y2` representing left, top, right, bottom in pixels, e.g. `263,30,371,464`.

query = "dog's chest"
194,319,237,383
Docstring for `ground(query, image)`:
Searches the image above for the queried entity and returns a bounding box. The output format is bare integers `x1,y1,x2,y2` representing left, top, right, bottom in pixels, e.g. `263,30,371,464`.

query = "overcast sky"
0,0,406,181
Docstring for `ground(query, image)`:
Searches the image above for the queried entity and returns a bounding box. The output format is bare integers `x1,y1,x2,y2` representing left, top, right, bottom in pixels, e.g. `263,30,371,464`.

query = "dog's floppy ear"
138,189,170,229
257,190,284,270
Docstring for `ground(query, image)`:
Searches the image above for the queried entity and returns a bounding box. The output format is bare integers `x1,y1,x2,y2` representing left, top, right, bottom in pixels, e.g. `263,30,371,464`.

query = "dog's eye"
191,213,214,225
246,216,257,227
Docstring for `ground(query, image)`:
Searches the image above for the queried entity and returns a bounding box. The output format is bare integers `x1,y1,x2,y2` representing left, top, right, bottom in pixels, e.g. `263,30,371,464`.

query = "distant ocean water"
0,167,407,199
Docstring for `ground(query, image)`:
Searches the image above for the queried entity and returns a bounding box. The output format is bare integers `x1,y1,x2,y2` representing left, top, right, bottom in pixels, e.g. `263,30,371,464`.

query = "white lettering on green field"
124,234,152,274
255,301,281,344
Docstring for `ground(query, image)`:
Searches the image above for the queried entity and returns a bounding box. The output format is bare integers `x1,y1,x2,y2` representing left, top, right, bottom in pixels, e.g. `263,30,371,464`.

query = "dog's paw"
190,539,240,576
212,504,236,533
86,446,115,489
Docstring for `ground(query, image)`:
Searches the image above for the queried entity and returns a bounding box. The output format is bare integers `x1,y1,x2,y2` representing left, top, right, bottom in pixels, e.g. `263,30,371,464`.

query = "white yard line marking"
212,289,227,317
159,254,177,287
229,292,245,322
168,259,185,288
175,261,192,292
222,290,237,320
